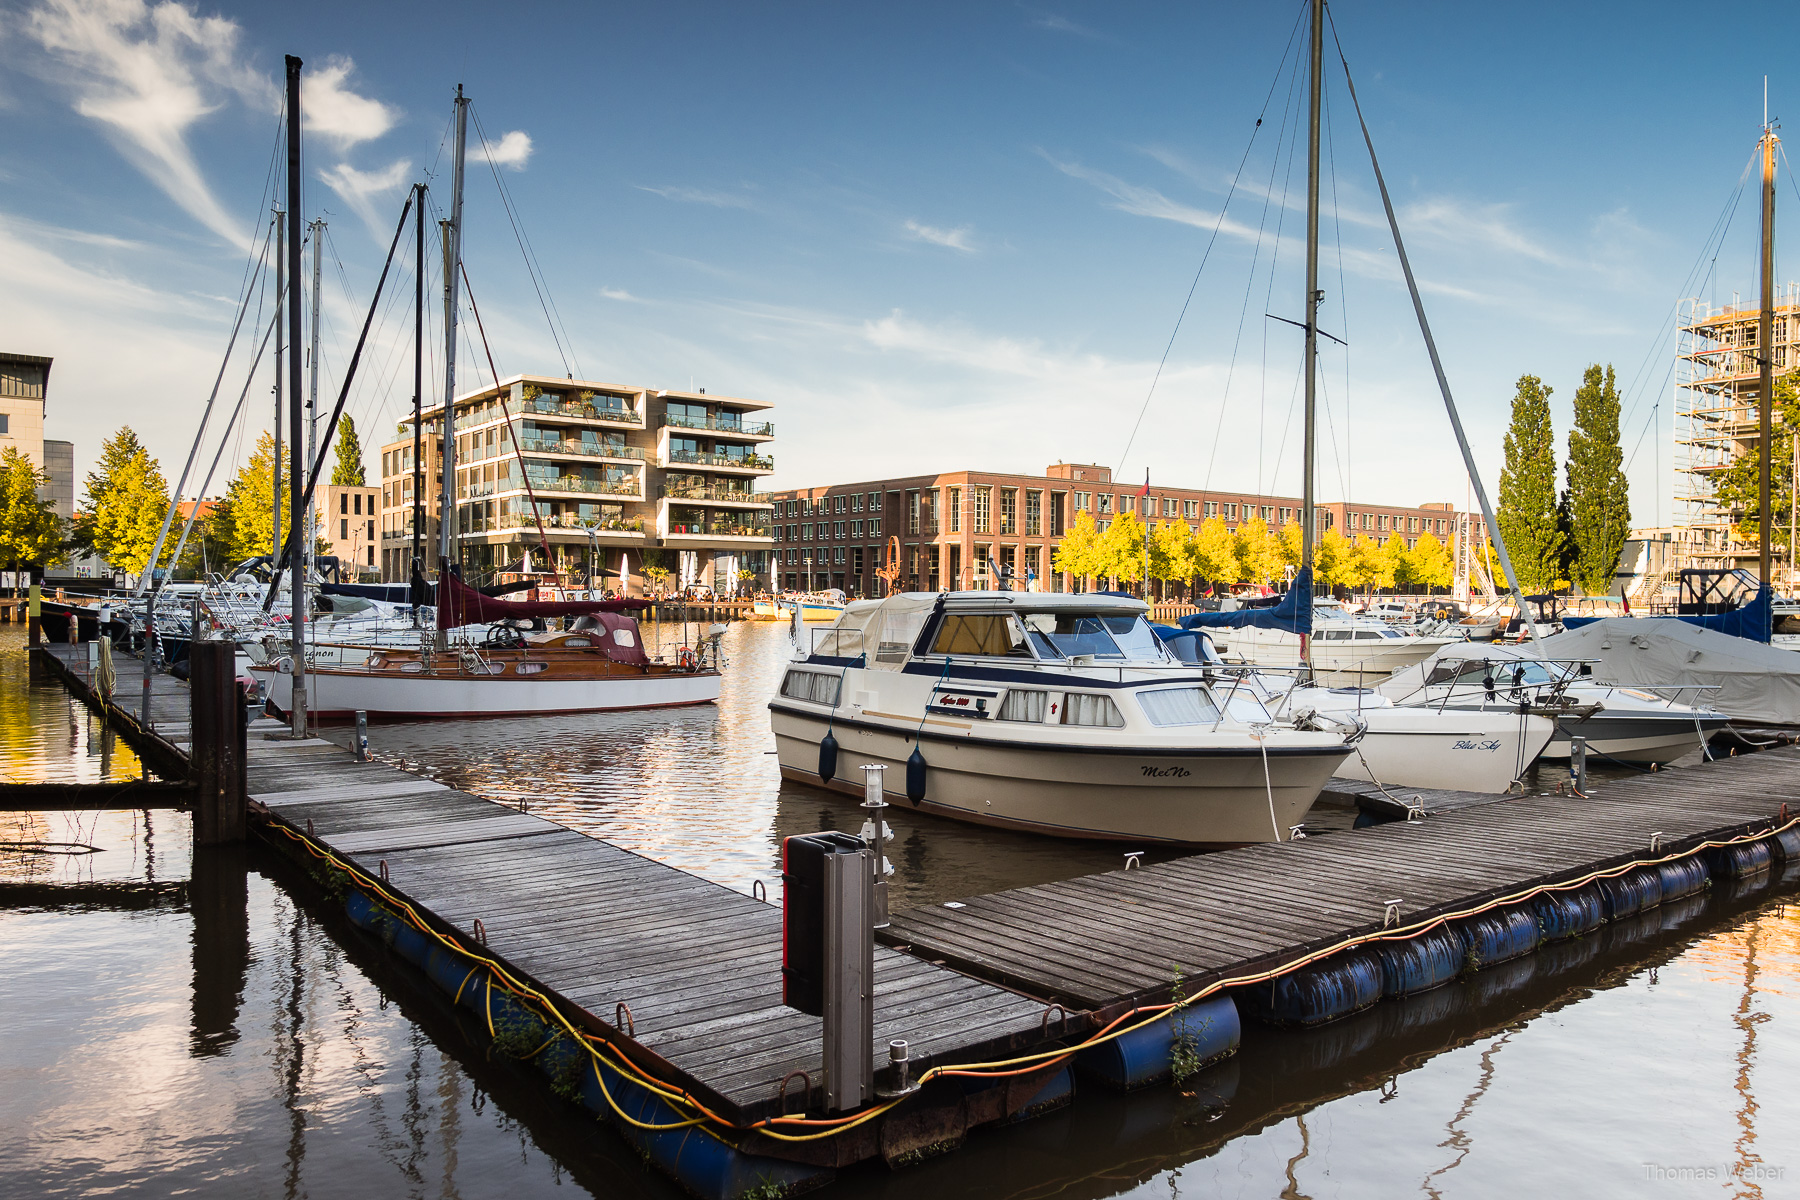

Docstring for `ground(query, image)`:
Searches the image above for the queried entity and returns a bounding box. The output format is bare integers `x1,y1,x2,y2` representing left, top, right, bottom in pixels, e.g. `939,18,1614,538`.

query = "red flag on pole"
1136,470,1150,498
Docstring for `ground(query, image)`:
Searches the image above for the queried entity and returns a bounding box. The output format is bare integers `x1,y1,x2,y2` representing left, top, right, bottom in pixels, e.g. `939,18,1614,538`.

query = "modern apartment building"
379,375,774,589
768,462,1484,595
0,351,75,520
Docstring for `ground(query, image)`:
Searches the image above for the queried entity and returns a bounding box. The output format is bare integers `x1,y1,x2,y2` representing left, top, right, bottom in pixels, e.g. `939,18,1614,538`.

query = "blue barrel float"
343,887,833,1200
1373,926,1465,998
1455,906,1540,969
1656,855,1710,901
1076,994,1239,1089
1238,950,1383,1027
1597,866,1663,920
1707,840,1773,880
1770,827,1800,862
1531,885,1605,942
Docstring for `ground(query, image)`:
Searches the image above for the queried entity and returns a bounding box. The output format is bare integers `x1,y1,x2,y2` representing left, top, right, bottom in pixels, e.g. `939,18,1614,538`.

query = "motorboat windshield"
1018,612,1170,662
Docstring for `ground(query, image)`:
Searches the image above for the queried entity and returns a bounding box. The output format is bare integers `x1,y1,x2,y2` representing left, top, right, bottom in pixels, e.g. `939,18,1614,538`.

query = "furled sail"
1177,566,1314,636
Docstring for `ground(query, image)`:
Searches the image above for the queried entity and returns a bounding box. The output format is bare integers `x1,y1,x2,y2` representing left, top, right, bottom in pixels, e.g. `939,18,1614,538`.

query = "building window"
851,520,862,538
869,517,881,536
1025,544,1040,580
1097,494,1112,516
340,519,348,539
948,544,963,588
802,523,813,540
834,546,845,564
1051,493,1066,536
907,490,921,536
852,493,863,513
868,491,881,510
948,486,961,533
927,544,941,590
1073,491,1090,511
355,494,363,515
973,544,991,584
974,487,992,533
1025,490,1042,536
1279,507,1292,525
340,494,349,515
1225,503,1238,520
999,488,1017,535
833,495,844,513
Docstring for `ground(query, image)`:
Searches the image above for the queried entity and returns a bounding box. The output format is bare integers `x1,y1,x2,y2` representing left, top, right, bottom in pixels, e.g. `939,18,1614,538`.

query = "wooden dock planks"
243,734,1052,1123
884,748,1800,1011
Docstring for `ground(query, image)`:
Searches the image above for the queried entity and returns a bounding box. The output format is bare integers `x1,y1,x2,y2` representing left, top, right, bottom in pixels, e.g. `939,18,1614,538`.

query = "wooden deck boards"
885,748,1799,1010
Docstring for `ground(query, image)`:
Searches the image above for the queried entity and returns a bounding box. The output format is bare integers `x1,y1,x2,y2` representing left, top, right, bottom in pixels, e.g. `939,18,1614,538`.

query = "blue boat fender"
1375,926,1465,998
817,731,838,786
906,746,927,804
1456,907,1540,969
1531,886,1605,942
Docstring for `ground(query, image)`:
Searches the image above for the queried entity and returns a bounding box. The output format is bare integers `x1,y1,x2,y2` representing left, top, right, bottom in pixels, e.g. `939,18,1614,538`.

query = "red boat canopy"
436,566,650,630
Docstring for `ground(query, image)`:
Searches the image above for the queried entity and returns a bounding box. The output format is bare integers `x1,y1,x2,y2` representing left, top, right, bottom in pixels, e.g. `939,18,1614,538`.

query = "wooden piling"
189,640,246,844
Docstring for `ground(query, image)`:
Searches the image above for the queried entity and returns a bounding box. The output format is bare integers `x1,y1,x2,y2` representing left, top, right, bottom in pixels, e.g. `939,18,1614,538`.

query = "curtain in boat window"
781,670,841,705
931,614,1029,657
1061,693,1124,727
1138,687,1220,727
998,689,1048,722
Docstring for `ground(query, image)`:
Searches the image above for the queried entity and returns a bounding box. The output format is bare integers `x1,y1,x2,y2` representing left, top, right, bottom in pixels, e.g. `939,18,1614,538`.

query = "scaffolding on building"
1673,284,1800,575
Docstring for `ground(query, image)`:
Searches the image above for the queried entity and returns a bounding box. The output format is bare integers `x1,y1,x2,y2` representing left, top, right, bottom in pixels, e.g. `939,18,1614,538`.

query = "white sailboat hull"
1220,626,1454,685
255,662,720,720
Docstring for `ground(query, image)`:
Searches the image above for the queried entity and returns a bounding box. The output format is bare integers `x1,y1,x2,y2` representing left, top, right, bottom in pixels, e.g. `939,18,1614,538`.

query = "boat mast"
1300,0,1323,662
273,206,284,565
438,85,469,580
308,217,324,588
285,54,308,736
412,181,426,626
1758,114,1777,587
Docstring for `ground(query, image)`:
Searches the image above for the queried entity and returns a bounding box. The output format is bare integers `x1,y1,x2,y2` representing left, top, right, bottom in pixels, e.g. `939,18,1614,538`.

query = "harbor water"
2,622,1797,1198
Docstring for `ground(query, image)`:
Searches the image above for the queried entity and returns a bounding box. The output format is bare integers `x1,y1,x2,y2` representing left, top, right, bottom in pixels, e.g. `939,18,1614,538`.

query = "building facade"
768,462,1484,596
0,351,75,521
319,483,381,578
379,375,774,589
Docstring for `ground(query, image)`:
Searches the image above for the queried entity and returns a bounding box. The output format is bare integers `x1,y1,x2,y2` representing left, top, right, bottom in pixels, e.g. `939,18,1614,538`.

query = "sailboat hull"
255,661,719,721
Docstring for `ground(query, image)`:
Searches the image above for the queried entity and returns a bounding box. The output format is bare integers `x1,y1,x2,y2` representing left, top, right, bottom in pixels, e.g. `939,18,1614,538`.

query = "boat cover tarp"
323,581,415,604
1561,585,1772,643
435,565,648,630
1536,616,1800,725
1178,567,1313,635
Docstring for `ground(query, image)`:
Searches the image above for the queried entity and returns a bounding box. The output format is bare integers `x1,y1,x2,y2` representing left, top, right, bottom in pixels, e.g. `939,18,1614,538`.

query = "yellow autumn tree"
1235,517,1283,585
1052,508,1103,588
1192,516,1238,587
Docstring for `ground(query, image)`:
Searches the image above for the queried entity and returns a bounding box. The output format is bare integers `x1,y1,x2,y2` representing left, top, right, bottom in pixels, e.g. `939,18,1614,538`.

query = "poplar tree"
1564,364,1630,594
1497,375,1565,593
88,440,171,576
71,426,147,556
331,415,368,486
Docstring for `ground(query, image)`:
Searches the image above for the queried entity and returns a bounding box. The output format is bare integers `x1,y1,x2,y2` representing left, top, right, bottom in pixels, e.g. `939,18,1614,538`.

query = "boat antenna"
1328,12,1541,645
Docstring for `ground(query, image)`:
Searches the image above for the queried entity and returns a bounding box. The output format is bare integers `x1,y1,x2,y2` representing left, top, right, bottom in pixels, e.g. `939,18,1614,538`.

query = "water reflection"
0,626,143,784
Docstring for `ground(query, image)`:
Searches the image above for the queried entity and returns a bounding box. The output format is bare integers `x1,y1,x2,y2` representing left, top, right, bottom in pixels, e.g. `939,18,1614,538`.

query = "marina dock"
22,636,1800,1196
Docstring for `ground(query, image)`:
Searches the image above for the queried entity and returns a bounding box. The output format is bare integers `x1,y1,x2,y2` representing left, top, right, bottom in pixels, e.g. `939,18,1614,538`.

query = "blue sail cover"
1179,567,1313,636
1562,585,1772,644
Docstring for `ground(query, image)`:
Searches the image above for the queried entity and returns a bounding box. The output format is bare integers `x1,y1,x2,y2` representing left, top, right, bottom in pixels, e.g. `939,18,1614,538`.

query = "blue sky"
2,0,1796,526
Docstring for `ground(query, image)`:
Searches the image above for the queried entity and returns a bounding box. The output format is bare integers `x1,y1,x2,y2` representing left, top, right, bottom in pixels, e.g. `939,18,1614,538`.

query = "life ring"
1435,607,1449,621
678,646,697,669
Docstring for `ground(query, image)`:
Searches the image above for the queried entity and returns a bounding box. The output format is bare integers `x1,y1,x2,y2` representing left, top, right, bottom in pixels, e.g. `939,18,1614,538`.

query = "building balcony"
662,450,773,472
518,435,647,463
659,412,775,439
659,483,774,506
664,522,773,542
496,512,648,536
514,396,643,428
518,475,644,499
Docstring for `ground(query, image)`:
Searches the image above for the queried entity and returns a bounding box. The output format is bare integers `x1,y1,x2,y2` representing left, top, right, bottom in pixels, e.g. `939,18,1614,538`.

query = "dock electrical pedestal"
781,832,875,1111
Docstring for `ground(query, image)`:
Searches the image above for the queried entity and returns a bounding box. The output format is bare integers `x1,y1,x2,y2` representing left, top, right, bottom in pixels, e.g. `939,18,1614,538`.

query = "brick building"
768,462,1486,596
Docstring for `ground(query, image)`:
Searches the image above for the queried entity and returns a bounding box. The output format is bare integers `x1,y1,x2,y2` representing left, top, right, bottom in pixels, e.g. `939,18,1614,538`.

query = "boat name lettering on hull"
1451,739,1503,752
1140,765,1192,778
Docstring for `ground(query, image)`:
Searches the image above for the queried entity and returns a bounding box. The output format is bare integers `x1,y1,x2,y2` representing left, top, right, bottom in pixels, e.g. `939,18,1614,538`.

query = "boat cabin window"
1138,687,1220,727
1100,616,1168,661
1061,693,1124,727
931,613,1033,658
781,669,842,705
1020,613,1117,658
612,628,636,647
874,609,930,664
998,689,1048,722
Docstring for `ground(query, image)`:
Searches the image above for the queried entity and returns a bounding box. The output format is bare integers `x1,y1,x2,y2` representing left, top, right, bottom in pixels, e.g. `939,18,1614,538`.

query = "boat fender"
906,746,927,804
818,731,838,785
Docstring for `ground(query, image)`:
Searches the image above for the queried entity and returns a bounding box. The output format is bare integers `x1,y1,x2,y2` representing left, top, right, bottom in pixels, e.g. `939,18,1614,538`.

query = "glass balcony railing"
521,475,642,497
663,450,774,470
660,413,774,437
518,435,646,461
659,483,772,503
666,520,772,538
517,396,641,425
498,513,646,533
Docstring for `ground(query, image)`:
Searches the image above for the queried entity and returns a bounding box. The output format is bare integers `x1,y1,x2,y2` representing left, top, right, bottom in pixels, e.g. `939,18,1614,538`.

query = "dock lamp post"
859,764,894,928
583,522,599,597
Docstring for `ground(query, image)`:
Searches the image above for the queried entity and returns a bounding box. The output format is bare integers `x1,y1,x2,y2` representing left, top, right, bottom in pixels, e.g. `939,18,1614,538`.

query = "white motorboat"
1215,599,1457,686
767,591,1355,847
1159,630,1555,794
1377,639,1730,764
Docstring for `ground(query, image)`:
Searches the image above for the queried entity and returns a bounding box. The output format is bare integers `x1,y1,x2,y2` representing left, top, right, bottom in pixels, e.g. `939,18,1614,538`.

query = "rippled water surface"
3,621,1798,1198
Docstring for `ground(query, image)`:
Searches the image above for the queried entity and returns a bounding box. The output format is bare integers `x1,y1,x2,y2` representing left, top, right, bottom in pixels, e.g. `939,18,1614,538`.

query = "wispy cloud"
1024,8,1106,40
1398,198,1563,266
318,159,412,241
304,55,397,149
25,0,274,249
637,184,754,208
600,287,640,302
482,129,533,170
903,219,976,253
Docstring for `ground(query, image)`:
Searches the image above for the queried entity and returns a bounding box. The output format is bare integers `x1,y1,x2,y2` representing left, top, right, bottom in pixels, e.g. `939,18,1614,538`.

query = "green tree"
1404,530,1454,590
222,431,287,563
1497,374,1566,592
1714,376,1800,557
331,414,368,486
1563,364,1630,594
1191,516,1238,586
72,426,148,558
1053,509,1104,588
1235,517,1282,585
90,442,173,577
1100,511,1146,588
0,449,64,588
